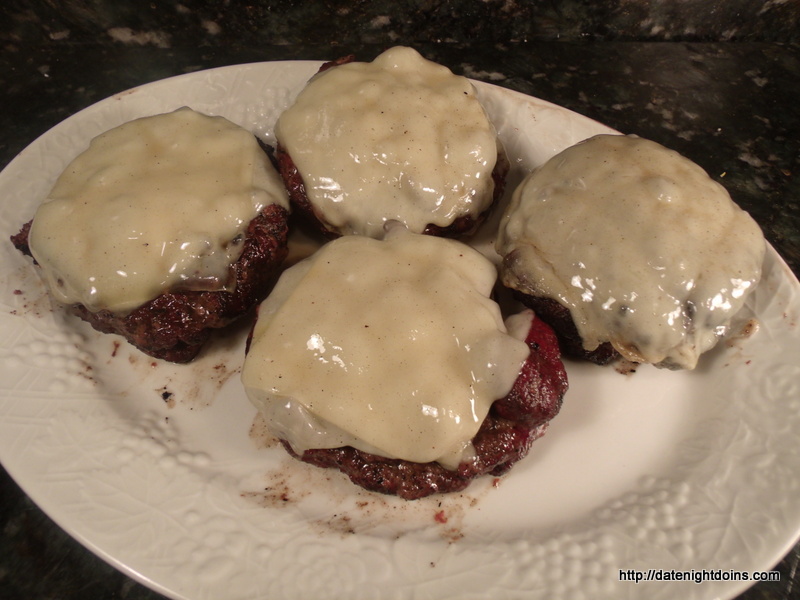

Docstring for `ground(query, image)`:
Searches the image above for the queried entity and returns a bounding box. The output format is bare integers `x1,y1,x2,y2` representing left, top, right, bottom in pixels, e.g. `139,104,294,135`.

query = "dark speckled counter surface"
1,1,799,599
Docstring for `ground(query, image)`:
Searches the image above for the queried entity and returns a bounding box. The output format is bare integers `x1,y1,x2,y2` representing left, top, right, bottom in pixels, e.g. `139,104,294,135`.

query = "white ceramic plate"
1,61,799,600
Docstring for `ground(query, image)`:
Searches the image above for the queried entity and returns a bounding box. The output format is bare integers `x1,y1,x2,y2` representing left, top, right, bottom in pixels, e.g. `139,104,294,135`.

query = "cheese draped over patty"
496,134,765,370
275,46,500,239
241,229,531,469
28,107,289,313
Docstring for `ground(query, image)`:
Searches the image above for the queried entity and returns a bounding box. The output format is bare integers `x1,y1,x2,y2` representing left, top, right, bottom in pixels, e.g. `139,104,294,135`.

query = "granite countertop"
1,1,799,599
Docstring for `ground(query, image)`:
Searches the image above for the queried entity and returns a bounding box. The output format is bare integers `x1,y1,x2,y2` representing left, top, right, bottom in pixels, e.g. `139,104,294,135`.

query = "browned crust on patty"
497,247,619,366
280,313,568,500
275,143,508,240
11,203,290,363
511,291,620,366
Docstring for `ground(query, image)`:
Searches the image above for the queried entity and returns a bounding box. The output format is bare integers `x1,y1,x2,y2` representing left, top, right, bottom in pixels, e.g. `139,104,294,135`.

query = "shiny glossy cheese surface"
28,107,289,313
275,46,500,239
496,134,765,369
241,230,531,469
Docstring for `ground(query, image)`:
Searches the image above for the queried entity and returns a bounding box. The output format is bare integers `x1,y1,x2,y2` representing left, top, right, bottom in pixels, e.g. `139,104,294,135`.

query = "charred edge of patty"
9,220,32,257
512,290,620,366
275,142,508,240
281,314,568,500
318,54,356,72
10,203,290,363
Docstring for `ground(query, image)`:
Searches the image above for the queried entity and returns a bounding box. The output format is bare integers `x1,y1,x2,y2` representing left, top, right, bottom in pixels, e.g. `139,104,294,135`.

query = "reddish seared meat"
282,313,568,500
512,291,619,366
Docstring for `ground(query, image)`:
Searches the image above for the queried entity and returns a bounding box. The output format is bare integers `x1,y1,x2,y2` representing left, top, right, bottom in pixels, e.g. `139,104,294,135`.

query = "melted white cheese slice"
28,107,289,313
241,230,531,468
497,134,765,369
275,46,500,238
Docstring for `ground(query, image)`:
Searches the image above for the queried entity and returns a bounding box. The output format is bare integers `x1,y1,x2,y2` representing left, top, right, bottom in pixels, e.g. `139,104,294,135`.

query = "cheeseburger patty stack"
12,107,291,362
242,229,568,499
496,134,766,370
274,46,508,241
